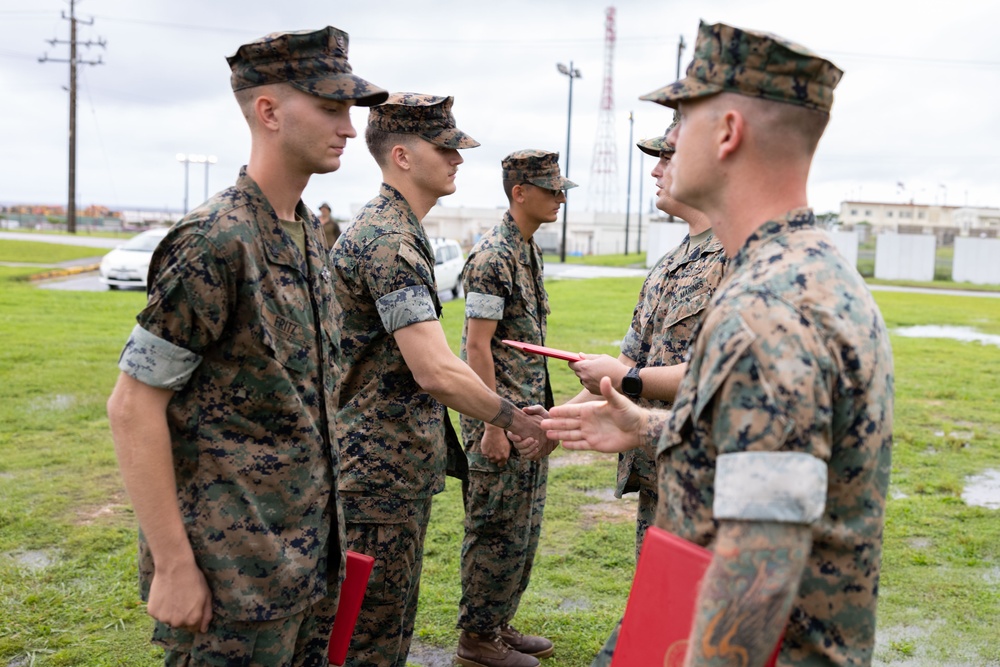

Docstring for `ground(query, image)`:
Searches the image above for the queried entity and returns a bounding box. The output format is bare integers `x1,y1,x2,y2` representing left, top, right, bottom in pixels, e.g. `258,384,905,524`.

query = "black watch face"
622,372,641,397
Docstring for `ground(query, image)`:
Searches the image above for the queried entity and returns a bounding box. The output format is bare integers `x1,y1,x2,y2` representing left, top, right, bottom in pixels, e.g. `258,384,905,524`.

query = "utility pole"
39,0,105,234
624,111,633,255
676,34,686,80
636,153,644,255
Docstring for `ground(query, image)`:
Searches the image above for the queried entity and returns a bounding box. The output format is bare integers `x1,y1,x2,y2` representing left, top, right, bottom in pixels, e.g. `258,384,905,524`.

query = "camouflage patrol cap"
502,150,578,190
636,111,680,158
641,21,843,113
367,93,480,149
227,27,388,106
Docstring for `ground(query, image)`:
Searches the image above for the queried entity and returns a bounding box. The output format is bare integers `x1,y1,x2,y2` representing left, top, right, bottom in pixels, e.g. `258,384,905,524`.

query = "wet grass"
0,239,105,264
0,271,998,666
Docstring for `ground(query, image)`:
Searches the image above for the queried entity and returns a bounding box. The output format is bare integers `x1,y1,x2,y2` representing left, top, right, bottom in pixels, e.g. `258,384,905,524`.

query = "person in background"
455,149,574,667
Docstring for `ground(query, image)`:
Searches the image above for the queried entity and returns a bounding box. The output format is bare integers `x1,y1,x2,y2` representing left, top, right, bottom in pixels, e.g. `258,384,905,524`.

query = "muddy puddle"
962,469,1000,509
893,325,1000,347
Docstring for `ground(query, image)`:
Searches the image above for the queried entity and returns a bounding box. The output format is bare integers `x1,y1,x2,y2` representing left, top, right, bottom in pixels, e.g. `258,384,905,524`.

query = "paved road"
8,233,999,299
0,231,127,249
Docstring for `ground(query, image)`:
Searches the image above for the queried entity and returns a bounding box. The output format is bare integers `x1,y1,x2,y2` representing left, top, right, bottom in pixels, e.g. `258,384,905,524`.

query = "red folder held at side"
611,526,782,667
328,550,375,666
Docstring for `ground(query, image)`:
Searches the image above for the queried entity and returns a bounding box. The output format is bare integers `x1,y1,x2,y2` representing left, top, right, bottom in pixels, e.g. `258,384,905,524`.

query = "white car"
431,237,464,298
99,227,170,290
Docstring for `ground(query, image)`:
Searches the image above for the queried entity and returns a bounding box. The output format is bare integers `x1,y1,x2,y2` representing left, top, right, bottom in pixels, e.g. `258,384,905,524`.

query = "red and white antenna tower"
588,6,619,212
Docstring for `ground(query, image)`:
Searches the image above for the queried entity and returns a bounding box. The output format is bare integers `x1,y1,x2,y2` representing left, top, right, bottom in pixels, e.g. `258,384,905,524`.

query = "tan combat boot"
455,630,540,667
498,624,554,659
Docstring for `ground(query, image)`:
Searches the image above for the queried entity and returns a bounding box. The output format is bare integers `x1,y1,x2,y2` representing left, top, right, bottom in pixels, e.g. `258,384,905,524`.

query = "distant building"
351,202,654,257
839,200,1000,243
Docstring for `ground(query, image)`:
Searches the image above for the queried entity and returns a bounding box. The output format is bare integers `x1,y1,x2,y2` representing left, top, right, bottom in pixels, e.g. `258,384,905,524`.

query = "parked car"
99,227,170,290
430,237,464,298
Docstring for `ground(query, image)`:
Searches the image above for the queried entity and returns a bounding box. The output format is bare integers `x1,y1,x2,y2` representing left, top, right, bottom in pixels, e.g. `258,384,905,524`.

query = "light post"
637,152,644,255
177,153,218,213
556,61,581,262
624,111,634,255
176,153,192,214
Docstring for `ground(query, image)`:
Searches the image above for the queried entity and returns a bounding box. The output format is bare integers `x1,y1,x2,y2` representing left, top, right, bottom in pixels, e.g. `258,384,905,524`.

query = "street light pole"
176,153,191,214
203,155,218,201
637,153,644,256
624,111,634,256
556,61,581,263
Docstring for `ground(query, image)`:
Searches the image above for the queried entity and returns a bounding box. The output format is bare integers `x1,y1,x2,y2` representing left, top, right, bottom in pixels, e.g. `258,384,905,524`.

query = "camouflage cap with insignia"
367,93,480,149
227,26,388,106
502,150,578,190
641,20,843,113
636,111,680,158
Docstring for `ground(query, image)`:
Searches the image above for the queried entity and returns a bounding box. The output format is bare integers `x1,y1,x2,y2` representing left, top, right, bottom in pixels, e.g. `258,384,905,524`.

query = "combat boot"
455,630,540,667
498,624,554,659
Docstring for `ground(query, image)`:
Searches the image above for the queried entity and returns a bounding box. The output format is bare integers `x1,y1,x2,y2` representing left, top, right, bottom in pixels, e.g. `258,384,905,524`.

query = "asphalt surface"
6,232,999,298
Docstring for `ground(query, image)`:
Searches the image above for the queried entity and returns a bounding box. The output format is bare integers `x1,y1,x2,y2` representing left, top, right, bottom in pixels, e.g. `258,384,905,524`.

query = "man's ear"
511,184,527,204
390,144,410,171
254,93,281,131
718,109,744,160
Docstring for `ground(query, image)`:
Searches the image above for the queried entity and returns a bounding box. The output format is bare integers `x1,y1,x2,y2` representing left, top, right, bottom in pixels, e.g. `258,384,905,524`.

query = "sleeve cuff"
465,291,504,320
376,285,438,333
713,451,827,524
118,324,202,391
621,328,642,360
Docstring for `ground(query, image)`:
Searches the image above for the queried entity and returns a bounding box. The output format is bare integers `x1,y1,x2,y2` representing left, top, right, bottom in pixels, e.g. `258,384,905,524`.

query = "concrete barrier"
875,232,936,281
953,236,1000,285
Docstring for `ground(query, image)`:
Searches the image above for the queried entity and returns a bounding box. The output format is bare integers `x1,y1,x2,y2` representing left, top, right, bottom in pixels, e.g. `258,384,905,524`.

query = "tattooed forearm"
685,521,811,667
488,396,515,430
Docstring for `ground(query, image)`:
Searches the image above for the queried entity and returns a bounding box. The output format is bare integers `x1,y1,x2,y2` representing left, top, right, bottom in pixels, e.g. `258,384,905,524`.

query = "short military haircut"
502,179,519,203
365,126,417,167
725,93,831,158
233,82,290,126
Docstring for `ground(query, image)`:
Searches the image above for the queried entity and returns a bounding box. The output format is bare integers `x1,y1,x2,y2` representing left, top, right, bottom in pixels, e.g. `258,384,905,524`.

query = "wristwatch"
621,366,643,399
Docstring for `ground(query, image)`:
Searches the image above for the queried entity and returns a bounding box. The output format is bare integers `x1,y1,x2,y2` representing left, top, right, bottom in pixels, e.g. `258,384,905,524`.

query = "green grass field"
1,252,998,665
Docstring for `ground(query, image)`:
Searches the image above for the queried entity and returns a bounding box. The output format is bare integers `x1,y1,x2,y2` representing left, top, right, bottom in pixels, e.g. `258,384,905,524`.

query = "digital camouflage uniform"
615,228,726,560
333,184,445,667
458,211,552,634
119,168,345,662
115,27,386,666
594,21,893,667
654,209,893,666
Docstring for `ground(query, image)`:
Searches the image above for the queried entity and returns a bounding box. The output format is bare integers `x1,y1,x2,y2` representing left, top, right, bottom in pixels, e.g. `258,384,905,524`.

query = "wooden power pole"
39,0,105,234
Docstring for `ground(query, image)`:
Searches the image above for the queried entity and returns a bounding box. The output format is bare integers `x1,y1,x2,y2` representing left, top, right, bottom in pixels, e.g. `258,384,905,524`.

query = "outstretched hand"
541,376,646,453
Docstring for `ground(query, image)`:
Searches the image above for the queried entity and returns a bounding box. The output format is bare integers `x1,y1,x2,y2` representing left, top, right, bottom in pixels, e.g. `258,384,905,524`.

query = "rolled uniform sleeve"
118,324,203,390
463,250,511,322
365,239,439,334
698,299,834,526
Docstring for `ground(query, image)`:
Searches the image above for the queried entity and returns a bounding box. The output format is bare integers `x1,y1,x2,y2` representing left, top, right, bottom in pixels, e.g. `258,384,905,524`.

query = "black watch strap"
622,365,643,399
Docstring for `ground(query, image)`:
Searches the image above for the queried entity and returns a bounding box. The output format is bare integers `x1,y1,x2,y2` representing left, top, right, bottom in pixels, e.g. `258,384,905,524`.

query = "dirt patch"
407,639,455,667
961,469,1000,510
907,538,932,549
75,489,130,526
549,451,610,469
579,488,637,526
873,620,982,666
29,394,75,412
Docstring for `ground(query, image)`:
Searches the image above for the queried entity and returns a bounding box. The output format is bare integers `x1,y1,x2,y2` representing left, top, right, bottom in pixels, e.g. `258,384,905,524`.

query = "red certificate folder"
611,526,782,667
502,339,583,362
328,550,376,666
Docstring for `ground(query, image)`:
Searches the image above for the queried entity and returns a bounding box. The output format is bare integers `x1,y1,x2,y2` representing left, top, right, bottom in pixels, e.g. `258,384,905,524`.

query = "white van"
430,237,464,298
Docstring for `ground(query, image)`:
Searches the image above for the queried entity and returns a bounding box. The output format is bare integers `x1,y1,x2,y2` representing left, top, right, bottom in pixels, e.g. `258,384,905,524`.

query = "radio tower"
588,7,619,212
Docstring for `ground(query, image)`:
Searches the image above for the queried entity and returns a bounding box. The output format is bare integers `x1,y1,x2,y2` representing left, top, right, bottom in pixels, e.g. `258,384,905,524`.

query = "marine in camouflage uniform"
106,27,386,666
333,95,550,667
614,125,726,560
456,150,576,667
545,21,894,667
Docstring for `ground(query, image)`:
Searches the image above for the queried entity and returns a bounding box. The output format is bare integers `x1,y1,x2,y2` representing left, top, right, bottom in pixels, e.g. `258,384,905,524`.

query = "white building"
839,200,1000,242
350,202,653,257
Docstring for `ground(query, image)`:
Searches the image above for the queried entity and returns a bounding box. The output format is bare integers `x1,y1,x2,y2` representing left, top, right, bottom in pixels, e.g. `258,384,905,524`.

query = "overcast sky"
2,0,998,221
